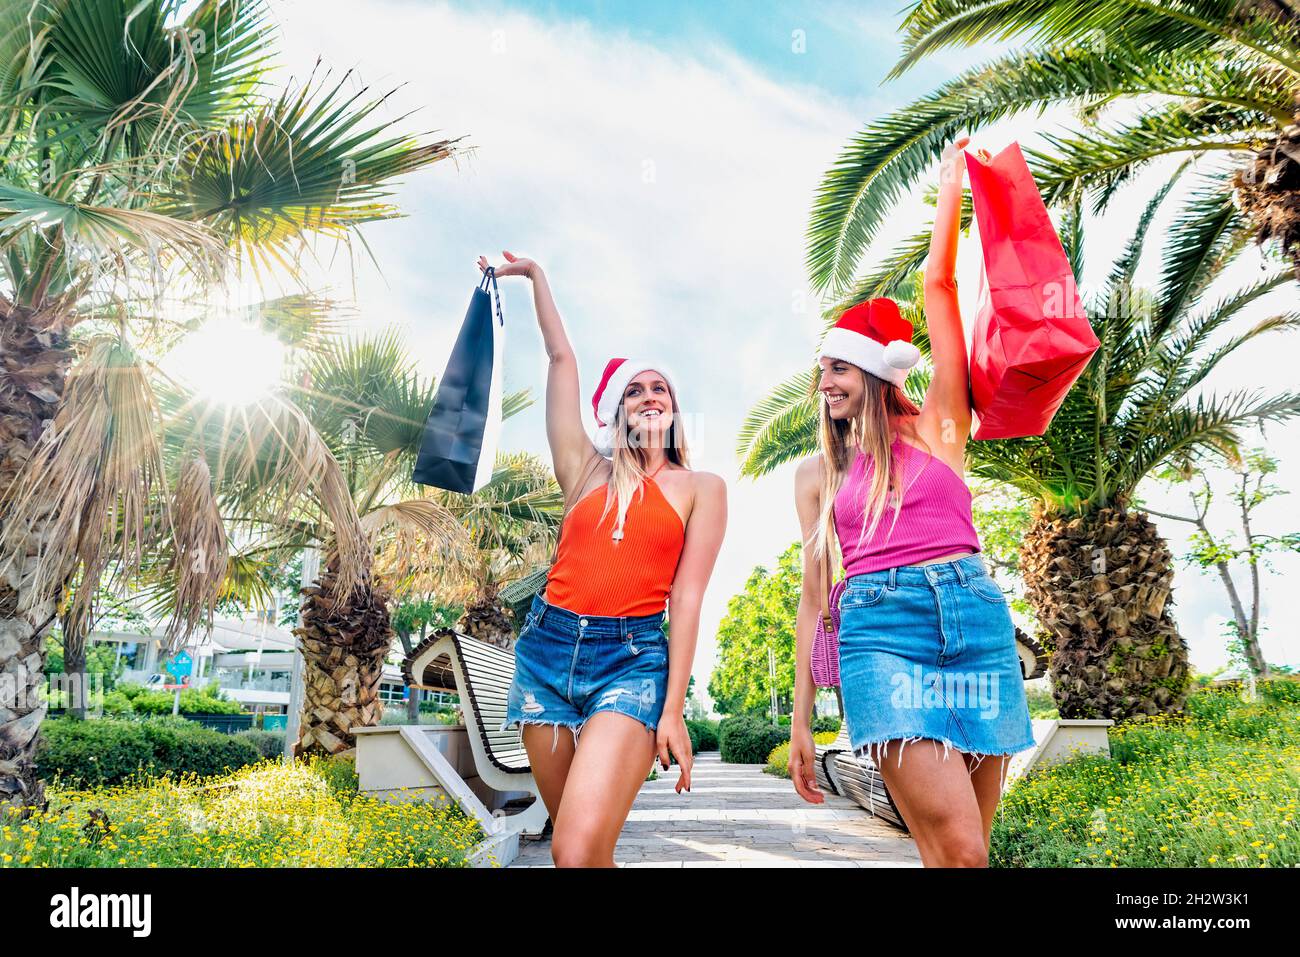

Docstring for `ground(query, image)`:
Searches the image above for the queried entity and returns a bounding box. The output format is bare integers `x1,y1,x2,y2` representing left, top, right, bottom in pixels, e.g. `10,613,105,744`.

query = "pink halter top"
833,437,982,575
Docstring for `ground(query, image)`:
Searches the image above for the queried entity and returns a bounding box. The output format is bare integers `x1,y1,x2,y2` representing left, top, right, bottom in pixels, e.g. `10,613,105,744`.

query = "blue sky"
501,0,917,101
261,0,1300,705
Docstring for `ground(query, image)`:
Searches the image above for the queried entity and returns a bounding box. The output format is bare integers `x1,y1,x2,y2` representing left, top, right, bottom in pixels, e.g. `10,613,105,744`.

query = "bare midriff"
912,549,978,566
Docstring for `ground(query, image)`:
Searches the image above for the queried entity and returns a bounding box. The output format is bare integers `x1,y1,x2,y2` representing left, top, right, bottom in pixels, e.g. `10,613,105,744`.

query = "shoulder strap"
817,456,836,633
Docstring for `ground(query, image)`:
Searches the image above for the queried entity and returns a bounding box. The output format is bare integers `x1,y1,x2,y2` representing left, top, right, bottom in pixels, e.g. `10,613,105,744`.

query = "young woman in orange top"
480,251,727,868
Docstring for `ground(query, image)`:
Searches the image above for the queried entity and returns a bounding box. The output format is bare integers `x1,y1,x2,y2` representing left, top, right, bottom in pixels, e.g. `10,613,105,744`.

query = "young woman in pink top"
788,137,1035,867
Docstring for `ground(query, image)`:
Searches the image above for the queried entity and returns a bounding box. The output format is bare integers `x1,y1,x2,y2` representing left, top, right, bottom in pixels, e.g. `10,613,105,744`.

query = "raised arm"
920,137,978,444
478,251,600,492
658,471,728,794
789,454,825,805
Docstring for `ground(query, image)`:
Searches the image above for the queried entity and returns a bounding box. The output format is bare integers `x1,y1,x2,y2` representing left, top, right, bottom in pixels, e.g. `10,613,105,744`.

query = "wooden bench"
814,726,908,832
358,630,548,866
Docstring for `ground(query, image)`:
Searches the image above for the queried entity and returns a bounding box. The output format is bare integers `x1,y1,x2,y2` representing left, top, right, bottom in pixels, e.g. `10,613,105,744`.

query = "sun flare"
164,321,286,405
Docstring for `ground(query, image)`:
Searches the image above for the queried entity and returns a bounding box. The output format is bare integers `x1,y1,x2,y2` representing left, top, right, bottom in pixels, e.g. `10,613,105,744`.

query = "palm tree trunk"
1020,505,1191,721
457,591,514,649
292,557,393,756
1,312,75,814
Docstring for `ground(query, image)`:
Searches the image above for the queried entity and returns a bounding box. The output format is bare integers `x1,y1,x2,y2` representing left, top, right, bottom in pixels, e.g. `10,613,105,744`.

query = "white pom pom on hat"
818,297,920,388
883,338,922,370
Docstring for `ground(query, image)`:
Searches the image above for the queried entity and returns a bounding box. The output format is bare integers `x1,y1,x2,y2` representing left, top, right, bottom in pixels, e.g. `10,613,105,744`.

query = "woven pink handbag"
812,551,844,688
811,461,843,688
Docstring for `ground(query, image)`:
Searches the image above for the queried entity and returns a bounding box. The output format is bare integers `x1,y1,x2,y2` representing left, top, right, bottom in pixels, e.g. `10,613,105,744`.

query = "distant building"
89,613,428,716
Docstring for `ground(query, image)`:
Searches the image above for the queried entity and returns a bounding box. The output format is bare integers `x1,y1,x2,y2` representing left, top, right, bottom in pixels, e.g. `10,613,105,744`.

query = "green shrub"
234,729,285,759
811,715,840,735
686,719,720,753
719,715,789,764
1024,684,1060,719
764,732,839,778
1261,676,1300,706
314,753,360,796
123,681,243,716
100,690,136,717
37,716,262,789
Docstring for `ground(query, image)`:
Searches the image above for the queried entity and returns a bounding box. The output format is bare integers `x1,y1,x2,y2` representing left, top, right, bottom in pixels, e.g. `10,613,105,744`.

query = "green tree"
708,544,803,718
391,597,462,722
1143,443,1300,677
740,184,1300,721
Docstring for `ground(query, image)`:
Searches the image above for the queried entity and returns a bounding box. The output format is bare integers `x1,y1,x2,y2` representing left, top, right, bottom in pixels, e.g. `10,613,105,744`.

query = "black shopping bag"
412,267,504,493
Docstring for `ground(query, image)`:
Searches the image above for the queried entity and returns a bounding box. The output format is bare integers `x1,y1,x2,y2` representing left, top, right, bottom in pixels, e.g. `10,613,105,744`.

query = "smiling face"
622,370,674,446
818,355,865,420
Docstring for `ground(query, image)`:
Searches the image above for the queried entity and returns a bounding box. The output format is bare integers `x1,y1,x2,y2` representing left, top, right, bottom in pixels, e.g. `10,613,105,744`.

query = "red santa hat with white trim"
590,357,680,457
818,297,921,388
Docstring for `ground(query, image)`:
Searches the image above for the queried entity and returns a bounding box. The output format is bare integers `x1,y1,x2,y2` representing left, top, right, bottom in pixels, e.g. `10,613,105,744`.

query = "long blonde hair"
809,365,926,562
597,381,690,539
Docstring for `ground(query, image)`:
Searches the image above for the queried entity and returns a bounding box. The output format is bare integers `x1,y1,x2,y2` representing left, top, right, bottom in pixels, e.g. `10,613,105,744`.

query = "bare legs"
868,738,1010,867
521,711,657,867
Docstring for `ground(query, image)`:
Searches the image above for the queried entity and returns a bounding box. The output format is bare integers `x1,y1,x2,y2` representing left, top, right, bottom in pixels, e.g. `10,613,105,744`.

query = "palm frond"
1158,177,1250,323
892,0,1300,80
1120,388,1300,488
1025,101,1265,211
0,336,166,627
806,40,1276,294
164,452,228,647
0,182,225,279
736,367,819,476
161,65,463,273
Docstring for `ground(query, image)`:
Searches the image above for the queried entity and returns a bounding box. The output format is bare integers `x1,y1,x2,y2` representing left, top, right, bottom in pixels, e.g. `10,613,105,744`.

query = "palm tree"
808,0,1300,294
286,336,559,750
439,451,562,648
740,186,1300,720
0,0,459,811
160,332,560,755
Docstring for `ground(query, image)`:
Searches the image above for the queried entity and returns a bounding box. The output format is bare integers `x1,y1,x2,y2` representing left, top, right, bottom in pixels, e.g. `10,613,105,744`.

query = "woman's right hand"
478,249,537,280
789,723,825,805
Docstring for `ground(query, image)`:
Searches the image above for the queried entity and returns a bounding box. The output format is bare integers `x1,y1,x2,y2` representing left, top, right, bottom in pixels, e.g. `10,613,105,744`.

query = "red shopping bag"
964,142,1099,439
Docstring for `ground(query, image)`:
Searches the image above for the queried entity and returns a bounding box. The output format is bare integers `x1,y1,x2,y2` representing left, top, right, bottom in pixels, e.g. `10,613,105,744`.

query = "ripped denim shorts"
500,593,669,752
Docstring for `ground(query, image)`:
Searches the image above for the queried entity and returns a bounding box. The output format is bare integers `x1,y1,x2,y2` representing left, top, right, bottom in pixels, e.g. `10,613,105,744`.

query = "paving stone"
509,752,921,868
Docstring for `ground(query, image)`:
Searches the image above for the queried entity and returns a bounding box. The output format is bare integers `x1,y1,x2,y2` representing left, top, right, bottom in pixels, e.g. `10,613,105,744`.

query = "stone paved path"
510,752,922,867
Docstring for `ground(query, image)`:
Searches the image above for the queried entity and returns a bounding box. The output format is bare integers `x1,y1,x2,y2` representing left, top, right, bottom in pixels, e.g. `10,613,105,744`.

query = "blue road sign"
166,651,193,680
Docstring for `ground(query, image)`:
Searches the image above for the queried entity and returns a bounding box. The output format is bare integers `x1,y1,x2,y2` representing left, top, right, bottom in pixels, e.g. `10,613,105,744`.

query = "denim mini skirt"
836,553,1035,773
501,593,670,752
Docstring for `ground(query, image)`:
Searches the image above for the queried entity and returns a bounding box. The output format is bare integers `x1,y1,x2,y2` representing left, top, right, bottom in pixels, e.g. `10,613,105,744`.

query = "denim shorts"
500,593,670,752
837,553,1035,773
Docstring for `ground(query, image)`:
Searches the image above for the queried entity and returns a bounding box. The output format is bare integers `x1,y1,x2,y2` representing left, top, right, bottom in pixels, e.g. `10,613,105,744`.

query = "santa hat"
818,298,921,388
591,357,679,456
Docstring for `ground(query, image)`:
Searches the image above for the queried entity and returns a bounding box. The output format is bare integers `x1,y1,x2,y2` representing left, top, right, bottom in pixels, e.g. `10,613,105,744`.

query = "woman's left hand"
656,713,693,794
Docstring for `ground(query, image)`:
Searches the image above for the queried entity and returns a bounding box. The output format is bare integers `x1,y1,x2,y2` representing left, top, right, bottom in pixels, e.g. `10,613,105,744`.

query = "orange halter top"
543,464,687,618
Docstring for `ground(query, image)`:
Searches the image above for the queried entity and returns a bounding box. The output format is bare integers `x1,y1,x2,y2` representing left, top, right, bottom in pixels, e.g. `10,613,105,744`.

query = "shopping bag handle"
479,266,504,328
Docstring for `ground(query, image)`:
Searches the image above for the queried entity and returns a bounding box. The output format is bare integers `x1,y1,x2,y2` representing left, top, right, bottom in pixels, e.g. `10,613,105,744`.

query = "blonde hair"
597,379,690,539
809,364,926,563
